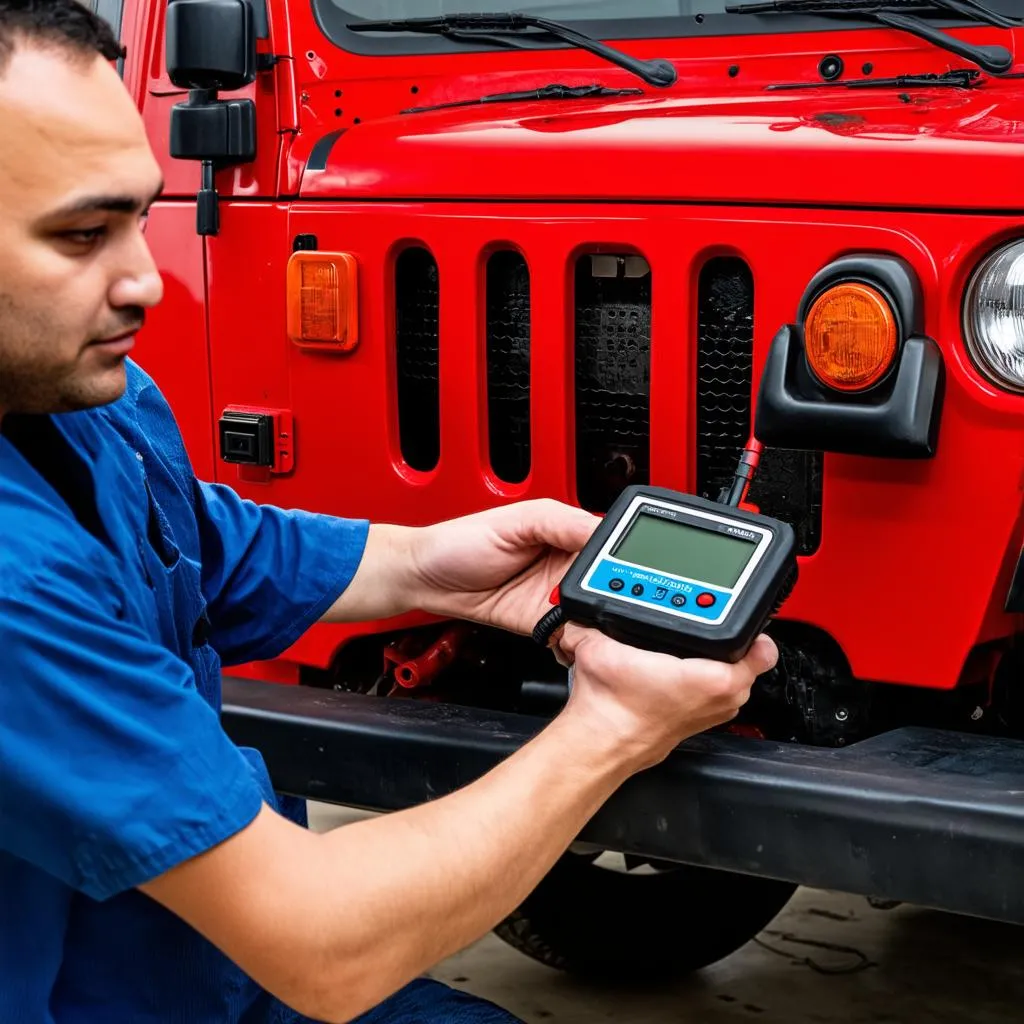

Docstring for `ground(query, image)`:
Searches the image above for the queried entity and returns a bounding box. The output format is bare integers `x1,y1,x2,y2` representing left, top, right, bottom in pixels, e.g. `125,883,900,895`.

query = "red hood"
299,84,1024,210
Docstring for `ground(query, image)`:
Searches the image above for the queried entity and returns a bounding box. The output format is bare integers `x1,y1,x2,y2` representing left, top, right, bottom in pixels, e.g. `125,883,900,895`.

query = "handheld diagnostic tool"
543,484,797,664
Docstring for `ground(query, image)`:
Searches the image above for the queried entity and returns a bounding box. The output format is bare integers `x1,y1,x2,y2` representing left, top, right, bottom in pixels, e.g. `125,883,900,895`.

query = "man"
0,2,778,1022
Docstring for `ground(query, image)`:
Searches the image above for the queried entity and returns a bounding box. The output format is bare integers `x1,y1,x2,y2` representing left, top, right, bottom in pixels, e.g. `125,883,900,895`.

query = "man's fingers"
506,499,601,555
560,626,779,679
746,634,780,677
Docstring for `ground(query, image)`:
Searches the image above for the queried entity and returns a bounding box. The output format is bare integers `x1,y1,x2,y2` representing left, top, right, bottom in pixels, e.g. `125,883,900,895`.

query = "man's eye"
61,226,107,245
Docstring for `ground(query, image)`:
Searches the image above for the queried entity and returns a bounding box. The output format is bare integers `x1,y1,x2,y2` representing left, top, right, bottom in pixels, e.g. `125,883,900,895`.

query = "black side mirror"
166,0,260,237
166,0,257,93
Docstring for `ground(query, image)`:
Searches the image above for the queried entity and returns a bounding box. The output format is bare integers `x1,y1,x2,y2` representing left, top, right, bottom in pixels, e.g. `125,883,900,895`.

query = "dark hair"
0,0,124,76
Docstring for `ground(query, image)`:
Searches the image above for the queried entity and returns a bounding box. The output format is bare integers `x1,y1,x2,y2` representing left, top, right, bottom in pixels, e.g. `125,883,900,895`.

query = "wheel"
493,850,796,982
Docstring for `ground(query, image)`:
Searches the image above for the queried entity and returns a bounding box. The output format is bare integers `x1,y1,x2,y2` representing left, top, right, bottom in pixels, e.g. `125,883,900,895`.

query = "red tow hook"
384,624,470,689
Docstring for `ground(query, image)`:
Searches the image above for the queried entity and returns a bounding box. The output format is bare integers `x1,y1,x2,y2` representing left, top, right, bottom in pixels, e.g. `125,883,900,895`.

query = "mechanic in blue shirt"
0,4,777,1023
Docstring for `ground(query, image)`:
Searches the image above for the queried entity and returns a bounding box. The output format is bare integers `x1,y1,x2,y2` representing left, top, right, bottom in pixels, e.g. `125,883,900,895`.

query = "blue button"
655,587,668,601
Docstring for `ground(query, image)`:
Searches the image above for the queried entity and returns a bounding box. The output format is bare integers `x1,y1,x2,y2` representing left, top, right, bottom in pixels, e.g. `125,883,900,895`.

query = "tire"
493,851,797,982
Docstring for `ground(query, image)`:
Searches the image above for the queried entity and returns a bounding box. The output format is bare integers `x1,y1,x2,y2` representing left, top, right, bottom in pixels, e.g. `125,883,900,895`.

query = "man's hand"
560,625,778,771
321,499,599,633
408,498,599,634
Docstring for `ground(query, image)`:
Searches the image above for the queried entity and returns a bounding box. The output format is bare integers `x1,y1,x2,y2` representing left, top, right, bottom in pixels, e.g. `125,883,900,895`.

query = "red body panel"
123,2,1024,694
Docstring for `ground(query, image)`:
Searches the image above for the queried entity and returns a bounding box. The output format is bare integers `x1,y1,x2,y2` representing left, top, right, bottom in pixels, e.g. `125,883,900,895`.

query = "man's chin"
57,361,129,413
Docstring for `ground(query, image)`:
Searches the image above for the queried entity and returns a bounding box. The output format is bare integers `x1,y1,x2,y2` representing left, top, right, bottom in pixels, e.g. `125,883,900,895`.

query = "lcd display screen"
611,513,758,589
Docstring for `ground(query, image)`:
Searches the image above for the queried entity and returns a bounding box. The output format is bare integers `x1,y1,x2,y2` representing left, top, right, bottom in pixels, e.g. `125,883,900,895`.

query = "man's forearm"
306,713,634,1016
318,523,424,625
142,712,636,1023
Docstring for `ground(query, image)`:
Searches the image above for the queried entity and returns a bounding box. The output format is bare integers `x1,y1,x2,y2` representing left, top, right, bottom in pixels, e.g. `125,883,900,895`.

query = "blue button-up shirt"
0,362,369,1023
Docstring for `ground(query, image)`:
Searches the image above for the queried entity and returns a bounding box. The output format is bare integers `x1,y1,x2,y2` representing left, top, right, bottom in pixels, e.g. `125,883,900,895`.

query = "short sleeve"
0,556,266,902
193,479,369,666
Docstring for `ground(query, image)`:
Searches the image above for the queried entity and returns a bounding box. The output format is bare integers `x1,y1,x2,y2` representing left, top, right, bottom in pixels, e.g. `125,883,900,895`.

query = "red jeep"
109,0,1024,981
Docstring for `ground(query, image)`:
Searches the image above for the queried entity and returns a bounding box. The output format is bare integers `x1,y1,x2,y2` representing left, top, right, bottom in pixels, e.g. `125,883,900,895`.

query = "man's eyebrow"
48,182,165,219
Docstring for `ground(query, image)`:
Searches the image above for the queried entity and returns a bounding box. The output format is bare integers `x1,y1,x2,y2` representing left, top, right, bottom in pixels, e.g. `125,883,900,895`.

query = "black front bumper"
222,678,1024,926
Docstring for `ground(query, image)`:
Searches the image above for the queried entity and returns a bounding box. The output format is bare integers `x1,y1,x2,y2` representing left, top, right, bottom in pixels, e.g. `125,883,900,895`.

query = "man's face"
0,44,164,417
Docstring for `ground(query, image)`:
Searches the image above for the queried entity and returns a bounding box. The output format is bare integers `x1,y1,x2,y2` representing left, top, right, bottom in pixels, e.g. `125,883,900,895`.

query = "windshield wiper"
730,0,1020,27
347,13,678,88
403,82,643,114
725,1,1016,74
767,67,981,87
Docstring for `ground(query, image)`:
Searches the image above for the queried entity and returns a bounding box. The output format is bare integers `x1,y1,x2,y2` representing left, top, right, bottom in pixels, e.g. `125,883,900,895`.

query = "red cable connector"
725,434,764,508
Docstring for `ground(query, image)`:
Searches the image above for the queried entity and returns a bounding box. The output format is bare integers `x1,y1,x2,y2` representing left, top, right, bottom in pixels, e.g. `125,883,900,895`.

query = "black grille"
395,247,440,472
574,255,651,514
486,251,531,484
696,257,822,555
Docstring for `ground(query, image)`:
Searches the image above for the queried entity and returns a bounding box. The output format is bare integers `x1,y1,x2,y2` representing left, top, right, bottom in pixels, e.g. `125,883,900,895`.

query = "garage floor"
310,804,1024,1023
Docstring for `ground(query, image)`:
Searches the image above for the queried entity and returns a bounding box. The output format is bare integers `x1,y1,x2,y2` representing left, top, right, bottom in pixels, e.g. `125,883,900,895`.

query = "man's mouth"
90,329,139,355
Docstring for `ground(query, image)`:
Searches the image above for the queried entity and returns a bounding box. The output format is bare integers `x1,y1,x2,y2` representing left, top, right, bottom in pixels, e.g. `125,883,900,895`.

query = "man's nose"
111,269,164,310
108,238,165,310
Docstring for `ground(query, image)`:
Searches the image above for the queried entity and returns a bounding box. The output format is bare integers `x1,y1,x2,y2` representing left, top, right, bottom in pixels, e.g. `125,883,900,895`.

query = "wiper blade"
347,13,678,88
767,67,981,87
403,82,642,114
725,1,1016,74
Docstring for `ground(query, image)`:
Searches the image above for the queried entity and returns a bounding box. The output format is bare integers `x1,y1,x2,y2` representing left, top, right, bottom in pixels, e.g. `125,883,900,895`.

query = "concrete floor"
309,804,1024,1022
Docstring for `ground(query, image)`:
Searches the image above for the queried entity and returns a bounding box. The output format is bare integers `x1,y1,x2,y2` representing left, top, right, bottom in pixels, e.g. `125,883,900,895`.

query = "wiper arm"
725,1,1016,74
347,13,678,88
403,82,642,114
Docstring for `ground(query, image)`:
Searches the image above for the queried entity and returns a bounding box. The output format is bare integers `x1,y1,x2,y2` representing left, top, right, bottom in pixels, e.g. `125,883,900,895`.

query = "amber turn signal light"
286,251,359,351
804,282,898,392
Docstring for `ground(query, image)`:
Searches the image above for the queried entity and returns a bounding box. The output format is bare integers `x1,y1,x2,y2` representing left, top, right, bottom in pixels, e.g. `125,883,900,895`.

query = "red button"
696,592,716,608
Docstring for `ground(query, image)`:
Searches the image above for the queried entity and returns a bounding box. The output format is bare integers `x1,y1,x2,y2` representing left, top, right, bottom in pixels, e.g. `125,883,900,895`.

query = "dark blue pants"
352,978,523,1023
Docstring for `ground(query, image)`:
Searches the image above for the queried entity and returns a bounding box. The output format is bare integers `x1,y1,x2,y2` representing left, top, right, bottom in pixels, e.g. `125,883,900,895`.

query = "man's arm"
191,478,374,665
141,629,777,1024
318,499,603,634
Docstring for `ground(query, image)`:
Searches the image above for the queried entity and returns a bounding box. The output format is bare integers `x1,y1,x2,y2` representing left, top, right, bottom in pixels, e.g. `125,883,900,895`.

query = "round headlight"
964,240,1024,393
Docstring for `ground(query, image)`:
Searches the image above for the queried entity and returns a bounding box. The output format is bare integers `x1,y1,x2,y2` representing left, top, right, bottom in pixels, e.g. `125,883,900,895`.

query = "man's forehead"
0,47,159,218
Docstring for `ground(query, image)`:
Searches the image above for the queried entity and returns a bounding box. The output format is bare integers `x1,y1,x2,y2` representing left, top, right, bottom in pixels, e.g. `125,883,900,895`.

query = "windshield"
314,1,1018,53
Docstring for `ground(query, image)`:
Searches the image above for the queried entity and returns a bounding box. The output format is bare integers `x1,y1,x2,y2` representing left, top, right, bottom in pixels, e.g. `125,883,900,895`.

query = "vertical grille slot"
696,257,756,503
752,446,824,555
395,247,440,472
696,256,822,555
486,251,531,484
574,254,651,514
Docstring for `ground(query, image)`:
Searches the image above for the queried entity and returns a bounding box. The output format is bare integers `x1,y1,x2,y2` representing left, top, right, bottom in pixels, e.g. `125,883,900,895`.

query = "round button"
671,594,686,608
696,592,716,608
609,578,624,592
631,583,645,596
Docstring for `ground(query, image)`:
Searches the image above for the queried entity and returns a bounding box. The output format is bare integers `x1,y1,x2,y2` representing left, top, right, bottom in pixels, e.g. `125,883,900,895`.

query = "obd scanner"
534,440,797,663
